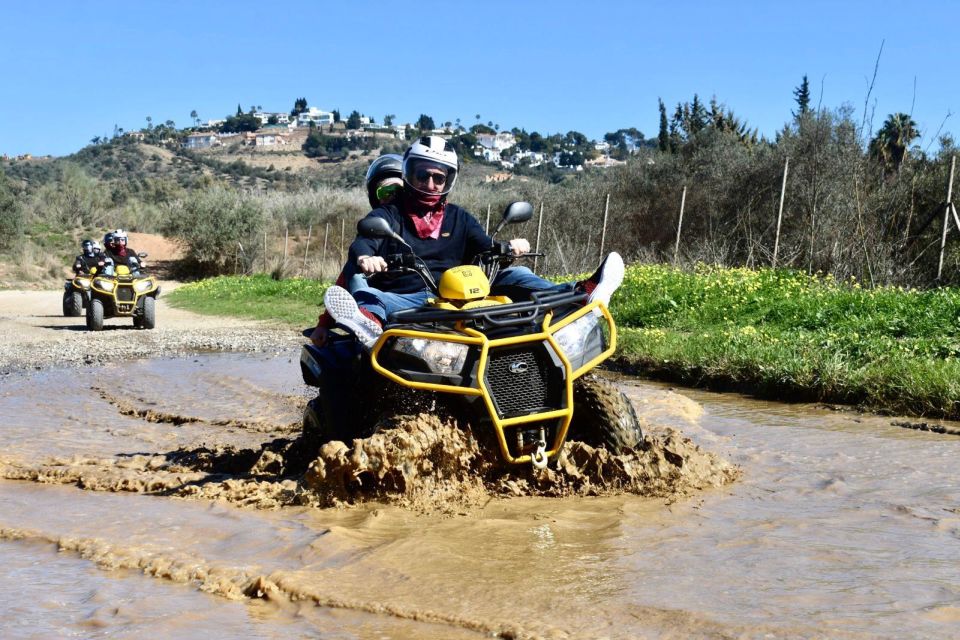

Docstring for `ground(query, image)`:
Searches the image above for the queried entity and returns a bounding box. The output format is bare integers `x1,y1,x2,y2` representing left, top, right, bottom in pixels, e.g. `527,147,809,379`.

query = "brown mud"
0,410,738,515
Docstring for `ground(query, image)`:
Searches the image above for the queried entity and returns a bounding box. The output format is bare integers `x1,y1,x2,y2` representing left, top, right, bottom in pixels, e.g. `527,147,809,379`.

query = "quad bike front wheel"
302,397,332,447
568,374,643,453
141,296,156,329
63,290,83,317
86,298,104,331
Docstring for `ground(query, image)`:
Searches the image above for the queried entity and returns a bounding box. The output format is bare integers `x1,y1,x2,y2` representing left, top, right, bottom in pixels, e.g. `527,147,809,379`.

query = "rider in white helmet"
320,135,624,349
102,228,146,274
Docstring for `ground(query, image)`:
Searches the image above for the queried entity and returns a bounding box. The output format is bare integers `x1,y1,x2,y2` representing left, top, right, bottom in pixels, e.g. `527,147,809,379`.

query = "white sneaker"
323,285,383,348
582,252,625,306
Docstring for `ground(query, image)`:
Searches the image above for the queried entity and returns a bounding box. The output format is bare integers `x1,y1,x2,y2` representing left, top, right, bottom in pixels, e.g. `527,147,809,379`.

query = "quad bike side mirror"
491,201,534,238
358,216,411,250
138,252,148,259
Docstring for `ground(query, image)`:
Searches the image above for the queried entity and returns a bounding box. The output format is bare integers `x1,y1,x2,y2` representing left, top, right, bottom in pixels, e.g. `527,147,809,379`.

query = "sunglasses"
414,169,447,186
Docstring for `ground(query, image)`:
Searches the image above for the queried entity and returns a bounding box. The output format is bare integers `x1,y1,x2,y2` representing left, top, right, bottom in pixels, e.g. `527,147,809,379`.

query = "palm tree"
870,113,920,174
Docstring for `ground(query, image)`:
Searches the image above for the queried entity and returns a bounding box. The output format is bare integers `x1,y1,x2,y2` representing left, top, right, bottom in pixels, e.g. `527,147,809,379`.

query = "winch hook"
530,439,548,470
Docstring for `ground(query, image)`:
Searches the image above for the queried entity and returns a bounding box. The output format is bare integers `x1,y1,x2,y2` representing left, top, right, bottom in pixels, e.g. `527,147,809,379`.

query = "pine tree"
792,75,811,119
658,99,669,152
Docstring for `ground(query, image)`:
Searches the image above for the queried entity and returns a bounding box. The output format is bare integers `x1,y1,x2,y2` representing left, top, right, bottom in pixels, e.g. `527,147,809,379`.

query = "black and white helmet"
364,153,403,208
402,135,459,196
112,228,128,243
81,238,95,255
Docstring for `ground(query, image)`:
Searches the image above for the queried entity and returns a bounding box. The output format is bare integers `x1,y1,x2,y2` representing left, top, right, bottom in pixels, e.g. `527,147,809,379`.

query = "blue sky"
1,0,957,157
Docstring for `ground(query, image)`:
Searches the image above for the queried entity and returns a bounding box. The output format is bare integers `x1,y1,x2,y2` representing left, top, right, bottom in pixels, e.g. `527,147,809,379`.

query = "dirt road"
0,286,301,374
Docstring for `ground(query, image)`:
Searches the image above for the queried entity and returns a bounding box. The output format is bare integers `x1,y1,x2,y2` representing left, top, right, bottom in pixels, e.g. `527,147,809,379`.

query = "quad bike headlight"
134,279,154,292
553,308,607,369
392,337,470,375
93,278,115,291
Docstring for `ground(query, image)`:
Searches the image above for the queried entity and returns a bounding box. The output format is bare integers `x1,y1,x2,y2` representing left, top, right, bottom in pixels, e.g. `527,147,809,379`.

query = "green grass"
168,265,960,419
610,264,960,419
167,274,328,327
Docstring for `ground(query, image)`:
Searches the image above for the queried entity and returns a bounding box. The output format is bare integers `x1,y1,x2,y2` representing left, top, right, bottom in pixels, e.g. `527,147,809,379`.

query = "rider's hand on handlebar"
508,238,530,256
357,255,388,274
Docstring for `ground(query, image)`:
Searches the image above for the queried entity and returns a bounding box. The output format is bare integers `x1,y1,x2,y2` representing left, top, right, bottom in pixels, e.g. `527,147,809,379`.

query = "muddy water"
0,351,958,639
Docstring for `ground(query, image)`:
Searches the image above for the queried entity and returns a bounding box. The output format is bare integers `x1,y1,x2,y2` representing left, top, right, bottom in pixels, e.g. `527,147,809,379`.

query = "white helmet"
113,228,128,242
402,135,458,196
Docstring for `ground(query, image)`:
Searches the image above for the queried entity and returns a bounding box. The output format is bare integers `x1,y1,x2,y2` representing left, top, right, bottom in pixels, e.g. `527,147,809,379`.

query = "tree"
688,94,707,135
870,113,920,174
658,99,669,152
417,114,436,131
384,114,395,126
0,169,23,247
793,75,811,119
219,113,261,133
346,110,362,129
333,109,341,123
146,116,153,130
236,104,243,116
291,97,308,117
190,109,199,127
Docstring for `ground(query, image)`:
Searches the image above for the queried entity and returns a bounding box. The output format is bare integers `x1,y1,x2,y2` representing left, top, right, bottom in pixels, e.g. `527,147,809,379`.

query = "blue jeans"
354,266,573,323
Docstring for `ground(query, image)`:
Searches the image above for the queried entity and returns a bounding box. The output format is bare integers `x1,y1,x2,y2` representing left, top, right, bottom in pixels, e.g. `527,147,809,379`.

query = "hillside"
2,135,385,194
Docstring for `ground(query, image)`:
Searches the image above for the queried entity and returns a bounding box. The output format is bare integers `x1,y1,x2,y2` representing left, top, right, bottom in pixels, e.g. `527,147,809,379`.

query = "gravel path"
0,287,303,375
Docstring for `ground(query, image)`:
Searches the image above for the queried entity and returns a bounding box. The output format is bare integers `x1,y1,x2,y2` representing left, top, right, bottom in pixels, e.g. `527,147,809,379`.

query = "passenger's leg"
491,266,573,301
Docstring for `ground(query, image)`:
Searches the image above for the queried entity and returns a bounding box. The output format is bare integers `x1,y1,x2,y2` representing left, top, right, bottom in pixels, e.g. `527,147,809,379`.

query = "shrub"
163,187,265,275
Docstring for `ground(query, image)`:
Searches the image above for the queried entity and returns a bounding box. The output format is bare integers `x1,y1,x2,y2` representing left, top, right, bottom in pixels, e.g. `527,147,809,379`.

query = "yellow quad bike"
86,256,161,331
62,273,93,317
300,202,642,469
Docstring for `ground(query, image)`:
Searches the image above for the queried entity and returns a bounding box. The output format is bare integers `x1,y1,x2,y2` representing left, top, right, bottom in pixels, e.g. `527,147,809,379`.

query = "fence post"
534,202,544,272
599,193,610,261
551,229,569,274
772,157,789,268
485,204,491,235
302,224,312,272
262,230,267,273
340,218,346,264
321,223,330,281
674,186,687,266
283,226,289,269
937,155,957,281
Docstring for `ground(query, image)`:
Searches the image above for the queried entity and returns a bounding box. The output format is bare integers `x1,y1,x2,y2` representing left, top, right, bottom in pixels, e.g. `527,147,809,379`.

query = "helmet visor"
403,159,457,196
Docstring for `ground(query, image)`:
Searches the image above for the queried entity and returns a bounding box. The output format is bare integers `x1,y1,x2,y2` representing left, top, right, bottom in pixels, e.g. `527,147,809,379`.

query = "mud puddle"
1,350,958,638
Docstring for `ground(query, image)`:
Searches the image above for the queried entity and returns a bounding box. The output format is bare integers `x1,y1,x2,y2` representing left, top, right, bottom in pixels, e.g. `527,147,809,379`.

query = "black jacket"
104,248,143,271
349,203,493,294
73,253,106,274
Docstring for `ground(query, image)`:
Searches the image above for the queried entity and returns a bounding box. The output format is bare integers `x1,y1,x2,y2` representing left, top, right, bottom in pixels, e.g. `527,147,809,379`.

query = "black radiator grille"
116,285,135,302
484,343,564,418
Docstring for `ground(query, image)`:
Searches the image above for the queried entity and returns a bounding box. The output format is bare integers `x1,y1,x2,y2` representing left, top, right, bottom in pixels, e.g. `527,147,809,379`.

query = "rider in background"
102,229,145,274
72,239,106,274
323,135,624,348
